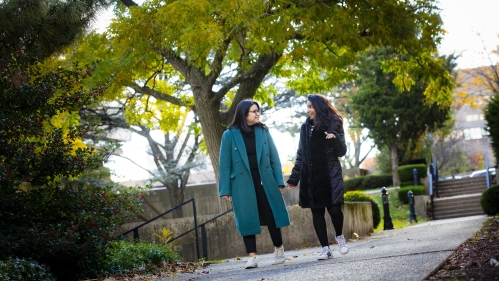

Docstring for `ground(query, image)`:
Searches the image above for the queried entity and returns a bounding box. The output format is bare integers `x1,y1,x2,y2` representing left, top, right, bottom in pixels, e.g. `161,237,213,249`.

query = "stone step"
438,182,487,189
435,210,485,220
438,185,487,193
433,193,481,204
434,203,482,212
438,179,487,188
432,193,485,220
438,177,490,186
438,187,486,197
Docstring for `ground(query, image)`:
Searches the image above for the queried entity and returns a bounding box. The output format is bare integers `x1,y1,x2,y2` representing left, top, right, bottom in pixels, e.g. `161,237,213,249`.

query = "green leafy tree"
0,1,144,279
485,94,499,162
71,0,453,182
350,47,454,186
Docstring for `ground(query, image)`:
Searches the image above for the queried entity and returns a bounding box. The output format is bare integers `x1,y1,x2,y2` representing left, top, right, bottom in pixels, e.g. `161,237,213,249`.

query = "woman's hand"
221,195,232,202
325,131,336,139
279,187,285,195
286,183,296,189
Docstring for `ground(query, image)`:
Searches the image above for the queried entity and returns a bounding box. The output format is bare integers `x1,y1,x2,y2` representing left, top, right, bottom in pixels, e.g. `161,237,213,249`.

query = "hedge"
480,185,499,215
400,181,416,187
344,174,393,191
397,164,427,183
397,185,425,204
344,191,381,229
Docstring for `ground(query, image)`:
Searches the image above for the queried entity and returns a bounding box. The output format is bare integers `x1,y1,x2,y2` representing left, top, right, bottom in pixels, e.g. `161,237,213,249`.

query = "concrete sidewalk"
164,215,488,281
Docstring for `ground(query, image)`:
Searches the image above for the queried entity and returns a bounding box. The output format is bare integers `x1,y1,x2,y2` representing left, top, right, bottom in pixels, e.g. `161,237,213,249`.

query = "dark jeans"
311,205,344,247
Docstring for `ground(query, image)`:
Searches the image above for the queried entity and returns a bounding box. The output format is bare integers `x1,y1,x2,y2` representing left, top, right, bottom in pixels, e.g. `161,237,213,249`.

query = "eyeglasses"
249,109,261,115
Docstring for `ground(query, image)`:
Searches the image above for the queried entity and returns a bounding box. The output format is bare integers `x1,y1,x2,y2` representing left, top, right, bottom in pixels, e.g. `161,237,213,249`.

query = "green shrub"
344,177,364,191
106,240,180,274
344,174,392,191
400,181,415,187
397,164,427,182
397,186,425,204
0,187,144,281
344,191,381,229
0,258,55,281
362,174,393,190
480,185,499,215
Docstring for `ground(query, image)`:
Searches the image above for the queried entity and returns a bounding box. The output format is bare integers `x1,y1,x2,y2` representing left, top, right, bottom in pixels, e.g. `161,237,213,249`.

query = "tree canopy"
69,0,454,178
350,47,454,186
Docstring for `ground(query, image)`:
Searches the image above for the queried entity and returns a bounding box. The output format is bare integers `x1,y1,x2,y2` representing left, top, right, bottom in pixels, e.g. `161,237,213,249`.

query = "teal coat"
218,126,290,236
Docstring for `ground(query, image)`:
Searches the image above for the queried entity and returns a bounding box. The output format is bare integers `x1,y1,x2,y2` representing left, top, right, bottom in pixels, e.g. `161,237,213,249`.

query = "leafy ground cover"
425,215,499,280
82,260,210,281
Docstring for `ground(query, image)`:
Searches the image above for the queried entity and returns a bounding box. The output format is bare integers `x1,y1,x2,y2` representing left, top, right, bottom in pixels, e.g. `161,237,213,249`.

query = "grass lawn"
368,189,427,232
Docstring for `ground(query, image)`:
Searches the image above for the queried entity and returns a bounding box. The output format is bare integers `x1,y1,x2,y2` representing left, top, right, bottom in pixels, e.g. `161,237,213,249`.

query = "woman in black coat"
286,94,349,260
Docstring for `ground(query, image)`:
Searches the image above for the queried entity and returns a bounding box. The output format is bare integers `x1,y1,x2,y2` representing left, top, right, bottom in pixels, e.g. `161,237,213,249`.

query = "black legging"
242,177,282,254
311,205,344,247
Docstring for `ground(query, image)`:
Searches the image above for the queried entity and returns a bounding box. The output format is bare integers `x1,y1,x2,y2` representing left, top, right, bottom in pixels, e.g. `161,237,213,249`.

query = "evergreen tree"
484,94,499,163
350,47,454,186
0,1,143,279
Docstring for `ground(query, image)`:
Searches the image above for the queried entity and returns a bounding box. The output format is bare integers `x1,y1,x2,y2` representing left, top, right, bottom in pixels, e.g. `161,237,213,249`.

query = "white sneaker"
317,246,333,260
273,245,286,265
336,234,349,254
245,256,258,269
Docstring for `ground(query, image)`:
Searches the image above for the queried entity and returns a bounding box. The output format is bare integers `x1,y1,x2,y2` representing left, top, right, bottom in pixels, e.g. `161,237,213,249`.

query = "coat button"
240,171,243,174
266,153,269,156
236,160,239,163
235,148,238,150
264,142,267,144
266,165,269,168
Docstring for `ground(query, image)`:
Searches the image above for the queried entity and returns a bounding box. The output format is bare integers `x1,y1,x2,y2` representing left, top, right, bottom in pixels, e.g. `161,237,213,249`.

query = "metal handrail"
120,197,195,237
118,197,200,260
118,197,234,261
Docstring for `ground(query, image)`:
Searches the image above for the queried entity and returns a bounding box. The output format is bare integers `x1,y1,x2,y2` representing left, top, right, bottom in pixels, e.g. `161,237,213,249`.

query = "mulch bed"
425,215,499,281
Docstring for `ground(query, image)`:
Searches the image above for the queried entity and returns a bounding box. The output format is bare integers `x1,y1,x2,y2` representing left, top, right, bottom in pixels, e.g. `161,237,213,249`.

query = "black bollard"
381,187,394,230
408,190,418,223
413,168,418,186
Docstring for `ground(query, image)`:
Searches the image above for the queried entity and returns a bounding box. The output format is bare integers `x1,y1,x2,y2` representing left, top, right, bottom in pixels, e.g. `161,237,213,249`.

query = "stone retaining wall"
119,202,373,261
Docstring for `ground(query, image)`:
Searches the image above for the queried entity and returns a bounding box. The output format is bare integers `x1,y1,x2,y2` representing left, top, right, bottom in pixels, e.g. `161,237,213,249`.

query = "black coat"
287,118,347,208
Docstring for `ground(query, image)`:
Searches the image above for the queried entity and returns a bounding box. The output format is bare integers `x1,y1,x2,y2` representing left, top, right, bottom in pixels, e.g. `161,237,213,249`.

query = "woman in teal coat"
218,100,290,269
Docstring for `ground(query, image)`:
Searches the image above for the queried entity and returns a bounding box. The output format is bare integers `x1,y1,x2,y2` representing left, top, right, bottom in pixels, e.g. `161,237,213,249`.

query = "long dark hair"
308,94,343,132
228,100,266,133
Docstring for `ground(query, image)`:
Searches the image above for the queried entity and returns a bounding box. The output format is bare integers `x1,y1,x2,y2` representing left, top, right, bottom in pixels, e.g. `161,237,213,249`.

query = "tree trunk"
193,93,225,176
192,90,232,212
390,142,400,187
170,180,184,218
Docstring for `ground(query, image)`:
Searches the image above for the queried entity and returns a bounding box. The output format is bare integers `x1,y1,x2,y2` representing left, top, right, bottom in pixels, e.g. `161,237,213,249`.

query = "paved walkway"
164,215,488,281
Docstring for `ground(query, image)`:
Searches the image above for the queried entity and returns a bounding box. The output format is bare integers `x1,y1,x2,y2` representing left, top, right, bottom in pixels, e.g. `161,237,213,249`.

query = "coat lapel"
231,129,251,172
255,126,263,164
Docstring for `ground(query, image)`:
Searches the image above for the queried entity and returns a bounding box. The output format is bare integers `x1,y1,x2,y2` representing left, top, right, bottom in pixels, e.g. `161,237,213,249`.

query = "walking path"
364,186,398,195
164,215,488,281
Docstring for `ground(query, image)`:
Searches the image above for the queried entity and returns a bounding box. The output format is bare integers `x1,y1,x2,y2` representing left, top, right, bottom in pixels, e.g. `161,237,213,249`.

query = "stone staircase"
433,176,489,220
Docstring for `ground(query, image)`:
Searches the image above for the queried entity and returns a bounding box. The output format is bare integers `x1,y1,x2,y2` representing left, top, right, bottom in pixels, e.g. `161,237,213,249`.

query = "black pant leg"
311,207,329,247
254,179,283,247
243,235,257,254
327,205,344,237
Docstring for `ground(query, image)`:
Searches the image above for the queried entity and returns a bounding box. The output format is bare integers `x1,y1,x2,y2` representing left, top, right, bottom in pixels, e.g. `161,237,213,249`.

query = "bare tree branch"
111,153,156,177
127,82,186,107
